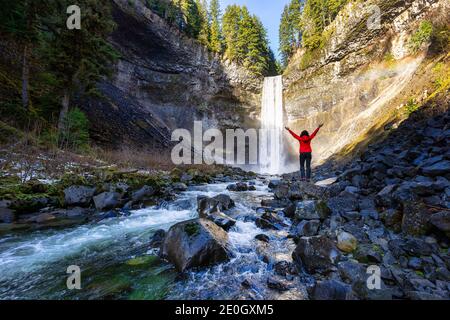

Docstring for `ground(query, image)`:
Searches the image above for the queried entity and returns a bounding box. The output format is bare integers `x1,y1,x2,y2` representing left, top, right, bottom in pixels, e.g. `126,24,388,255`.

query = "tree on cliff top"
208,0,223,53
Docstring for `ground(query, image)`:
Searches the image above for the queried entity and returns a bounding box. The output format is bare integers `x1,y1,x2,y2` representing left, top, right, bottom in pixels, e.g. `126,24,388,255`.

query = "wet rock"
93,192,122,211
337,231,358,253
0,207,16,223
274,261,298,276
160,219,232,272
172,183,188,192
26,213,56,224
206,211,236,231
227,182,249,192
311,280,354,300
197,195,235,217
401,201,431,236
255,234,270,243
149,229,166,248
65,207,92,218
292,236,341,274
268,180,282,189
291,220,320,237
256,212,284,230
131,185,155,203
267,277,290,291
64,186,96,207
380,209,402,232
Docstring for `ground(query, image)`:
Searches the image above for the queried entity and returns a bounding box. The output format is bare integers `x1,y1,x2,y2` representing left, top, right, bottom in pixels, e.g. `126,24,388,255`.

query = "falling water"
259,75,284,175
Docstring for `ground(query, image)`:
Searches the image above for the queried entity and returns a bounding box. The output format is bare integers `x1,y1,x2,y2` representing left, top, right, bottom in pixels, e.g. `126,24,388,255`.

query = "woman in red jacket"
285,124,323,182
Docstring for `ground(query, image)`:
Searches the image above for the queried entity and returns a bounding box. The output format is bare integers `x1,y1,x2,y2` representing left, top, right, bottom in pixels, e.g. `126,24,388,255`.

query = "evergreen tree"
0,0,50,110
222,4,242,61
279,0,304,66
208,0,223,53
197,0,210,47
41,0,118,136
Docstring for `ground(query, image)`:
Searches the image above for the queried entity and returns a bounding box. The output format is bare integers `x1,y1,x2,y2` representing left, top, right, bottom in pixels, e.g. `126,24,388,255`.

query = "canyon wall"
83,0,263,149
283,0,448,169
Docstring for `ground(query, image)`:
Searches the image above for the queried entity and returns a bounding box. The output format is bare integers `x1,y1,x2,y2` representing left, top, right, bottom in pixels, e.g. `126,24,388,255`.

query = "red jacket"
287,127,320,153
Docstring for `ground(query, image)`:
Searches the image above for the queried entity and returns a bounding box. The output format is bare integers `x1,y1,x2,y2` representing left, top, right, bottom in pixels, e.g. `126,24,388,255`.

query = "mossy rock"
184,222,200,236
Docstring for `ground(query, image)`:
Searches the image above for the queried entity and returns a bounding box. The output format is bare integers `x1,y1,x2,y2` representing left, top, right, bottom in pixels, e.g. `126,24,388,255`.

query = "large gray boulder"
292,235,341,274
291,220,320,237
131,185,155,203
93,192,122,211
64,186,96,207
197,195,236,230
311,280,355,300
160,219,232,272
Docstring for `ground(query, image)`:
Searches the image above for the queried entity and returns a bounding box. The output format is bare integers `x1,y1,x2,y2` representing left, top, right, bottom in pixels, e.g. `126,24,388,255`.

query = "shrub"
409,21,433,53
405,98,420,115
59,108,90,152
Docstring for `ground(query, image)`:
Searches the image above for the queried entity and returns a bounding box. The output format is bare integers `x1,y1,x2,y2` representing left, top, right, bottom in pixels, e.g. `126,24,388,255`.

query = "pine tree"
279,0,304,66
41,0,118,136
222,4,242,61
0,0,51,110
197,0,210,47
208,0,222,53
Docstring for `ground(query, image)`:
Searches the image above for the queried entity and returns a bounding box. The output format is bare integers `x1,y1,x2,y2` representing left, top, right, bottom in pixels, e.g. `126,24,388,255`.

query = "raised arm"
286,127,301,141
309,124,324,140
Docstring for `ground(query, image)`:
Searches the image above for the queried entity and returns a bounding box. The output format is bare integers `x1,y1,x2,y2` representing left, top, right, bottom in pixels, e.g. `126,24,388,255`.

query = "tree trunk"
22,45,30,110
58,90,70,133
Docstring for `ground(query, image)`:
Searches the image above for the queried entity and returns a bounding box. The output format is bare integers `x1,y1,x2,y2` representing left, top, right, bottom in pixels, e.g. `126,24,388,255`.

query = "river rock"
255,234,270,243
421,160,450,177
294,201,320,220
93,192,122,211
149,229,166,248
0,207,16,223
160,219,232,272
227,182,249,192
311,280,354,300
206,211,236,231
292,236,341,274
337,231,358,253
64,186,96,207
197,195,235,217
291,220,320,238
131,185,155,203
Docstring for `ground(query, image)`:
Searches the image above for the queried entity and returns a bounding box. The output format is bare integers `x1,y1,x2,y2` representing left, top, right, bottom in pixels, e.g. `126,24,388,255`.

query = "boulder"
172,183,188,192
291,220,320,237
131,185,155,203
160,219,232,272
149,229,166,248
326,196,358,216
227,182,249,192
401,201,431,236
311,280,354,300
256,211,284,230
337,231,358,253
197,195,235,217
255,234,270,243
337,260,366,284
430,211,450,236
267,277,290,292
292,236,341,274
206,211,236,231
0,207,16,223
421,160,450,176
93,192,122,211
380,209,402,232
274,261,298,276
26,213,56,223
64,186,96,207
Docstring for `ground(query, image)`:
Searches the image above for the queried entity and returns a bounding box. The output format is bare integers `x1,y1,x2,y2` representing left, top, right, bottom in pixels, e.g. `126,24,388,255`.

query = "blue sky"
219,0,291,60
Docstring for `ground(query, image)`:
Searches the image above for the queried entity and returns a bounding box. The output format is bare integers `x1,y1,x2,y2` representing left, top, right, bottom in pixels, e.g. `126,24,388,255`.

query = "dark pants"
300,152,312,180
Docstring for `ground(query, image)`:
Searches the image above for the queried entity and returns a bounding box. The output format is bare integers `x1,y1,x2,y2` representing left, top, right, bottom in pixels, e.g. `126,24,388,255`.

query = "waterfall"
259,75,284,175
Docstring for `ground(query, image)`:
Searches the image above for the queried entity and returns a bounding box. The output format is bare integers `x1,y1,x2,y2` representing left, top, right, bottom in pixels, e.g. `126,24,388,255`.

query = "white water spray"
259,75,284,175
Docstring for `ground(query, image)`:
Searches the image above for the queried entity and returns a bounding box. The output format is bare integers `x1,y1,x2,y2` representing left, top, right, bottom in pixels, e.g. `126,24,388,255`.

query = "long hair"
300,130,309,137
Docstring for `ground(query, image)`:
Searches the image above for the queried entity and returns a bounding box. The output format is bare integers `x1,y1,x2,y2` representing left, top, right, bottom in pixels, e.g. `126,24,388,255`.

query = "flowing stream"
0,180,307,300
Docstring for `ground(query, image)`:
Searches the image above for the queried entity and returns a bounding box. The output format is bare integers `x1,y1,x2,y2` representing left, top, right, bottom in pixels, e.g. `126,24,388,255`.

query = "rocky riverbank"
154,100,449,300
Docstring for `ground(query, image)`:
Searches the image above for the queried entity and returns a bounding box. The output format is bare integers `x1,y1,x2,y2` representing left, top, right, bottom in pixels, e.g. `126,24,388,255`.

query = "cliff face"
83,0,262,149
283,0,449,166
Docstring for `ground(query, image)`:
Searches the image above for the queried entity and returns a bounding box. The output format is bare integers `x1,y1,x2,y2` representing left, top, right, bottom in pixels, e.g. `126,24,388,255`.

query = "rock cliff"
283,0,449,166
83,0,263,149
